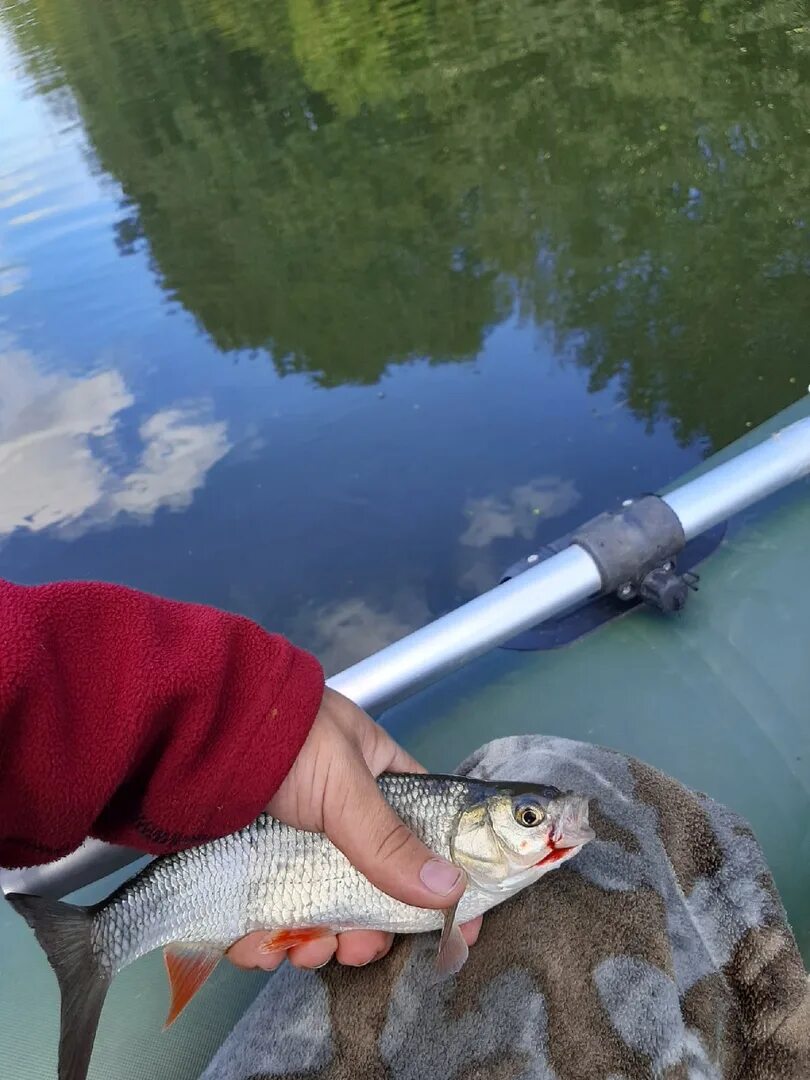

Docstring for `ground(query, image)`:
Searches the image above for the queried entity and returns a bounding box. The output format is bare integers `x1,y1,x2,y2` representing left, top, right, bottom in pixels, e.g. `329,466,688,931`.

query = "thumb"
324,760,466,910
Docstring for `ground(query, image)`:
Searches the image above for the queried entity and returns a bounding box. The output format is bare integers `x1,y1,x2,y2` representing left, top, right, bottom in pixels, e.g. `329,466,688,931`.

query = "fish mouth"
534,828,595,868
535,846,570,867
536,794,596,866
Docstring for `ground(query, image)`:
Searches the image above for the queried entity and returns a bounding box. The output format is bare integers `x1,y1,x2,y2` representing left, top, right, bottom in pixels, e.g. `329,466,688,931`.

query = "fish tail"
6,892,110,1080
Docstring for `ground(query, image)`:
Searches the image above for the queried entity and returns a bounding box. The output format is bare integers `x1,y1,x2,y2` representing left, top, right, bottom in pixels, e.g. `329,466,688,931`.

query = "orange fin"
163,943,223,1028
258,927,332,954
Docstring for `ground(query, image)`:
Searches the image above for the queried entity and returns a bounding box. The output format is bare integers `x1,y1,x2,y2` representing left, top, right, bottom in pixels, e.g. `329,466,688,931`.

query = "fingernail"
420,858,463,895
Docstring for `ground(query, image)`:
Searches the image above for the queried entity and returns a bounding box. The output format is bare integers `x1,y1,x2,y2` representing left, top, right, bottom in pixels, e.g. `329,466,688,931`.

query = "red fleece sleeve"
0,579,324,869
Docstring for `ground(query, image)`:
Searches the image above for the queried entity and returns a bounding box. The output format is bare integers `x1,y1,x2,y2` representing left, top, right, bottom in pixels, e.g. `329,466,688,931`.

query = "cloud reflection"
0,262,27,296
455,476,582,594
294,593,432,675
460,476,581,548
0,345,230,539
110,408,229,518
294,478,583,673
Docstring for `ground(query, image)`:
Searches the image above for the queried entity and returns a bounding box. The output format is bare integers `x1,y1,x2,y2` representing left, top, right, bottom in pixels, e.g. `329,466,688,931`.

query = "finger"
366,723,427,777
334,930,393,967
287,935,339,970
324,759,465,911
460,916,483,947
322,690,427,779
383,740,427,776
226,932,287,972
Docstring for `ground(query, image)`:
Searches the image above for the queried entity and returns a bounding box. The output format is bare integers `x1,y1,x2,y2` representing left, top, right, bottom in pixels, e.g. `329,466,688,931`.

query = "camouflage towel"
200,735,809,1080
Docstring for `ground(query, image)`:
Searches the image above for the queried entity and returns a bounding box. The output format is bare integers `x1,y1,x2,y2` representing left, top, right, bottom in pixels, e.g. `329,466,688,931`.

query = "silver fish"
7,772,594,1080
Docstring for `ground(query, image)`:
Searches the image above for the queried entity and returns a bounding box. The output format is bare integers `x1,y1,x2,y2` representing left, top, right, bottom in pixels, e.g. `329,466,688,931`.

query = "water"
1,0,806,674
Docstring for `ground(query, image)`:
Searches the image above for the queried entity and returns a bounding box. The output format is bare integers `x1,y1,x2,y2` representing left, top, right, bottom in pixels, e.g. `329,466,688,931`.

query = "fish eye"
514,801,545,828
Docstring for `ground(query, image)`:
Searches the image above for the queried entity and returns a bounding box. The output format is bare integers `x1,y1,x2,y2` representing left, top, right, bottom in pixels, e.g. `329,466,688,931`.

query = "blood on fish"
535,843,574,867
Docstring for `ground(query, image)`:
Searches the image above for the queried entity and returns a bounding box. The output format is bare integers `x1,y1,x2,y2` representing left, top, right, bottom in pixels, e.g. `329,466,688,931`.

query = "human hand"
226,687,482,971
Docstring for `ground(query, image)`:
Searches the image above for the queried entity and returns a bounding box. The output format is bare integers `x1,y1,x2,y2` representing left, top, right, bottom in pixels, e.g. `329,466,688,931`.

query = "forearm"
0,579,324,868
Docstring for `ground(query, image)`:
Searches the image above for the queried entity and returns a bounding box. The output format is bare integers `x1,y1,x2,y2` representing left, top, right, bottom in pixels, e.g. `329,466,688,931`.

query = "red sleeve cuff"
92,643,324,853
91,639,325,855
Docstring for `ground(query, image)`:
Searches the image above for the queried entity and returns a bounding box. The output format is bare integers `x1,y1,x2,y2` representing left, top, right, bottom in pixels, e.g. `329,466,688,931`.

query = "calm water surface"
0,0,807,676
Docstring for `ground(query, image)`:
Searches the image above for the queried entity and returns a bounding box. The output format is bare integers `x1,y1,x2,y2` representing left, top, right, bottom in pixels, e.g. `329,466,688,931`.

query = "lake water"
0,1,807,672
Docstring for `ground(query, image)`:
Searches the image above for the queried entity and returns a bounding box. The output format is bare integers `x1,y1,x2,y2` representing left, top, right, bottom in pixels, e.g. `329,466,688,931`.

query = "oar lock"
499,494,724,651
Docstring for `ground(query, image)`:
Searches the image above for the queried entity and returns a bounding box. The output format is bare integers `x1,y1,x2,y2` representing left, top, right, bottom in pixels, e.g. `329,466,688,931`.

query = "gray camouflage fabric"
200,735,810,1080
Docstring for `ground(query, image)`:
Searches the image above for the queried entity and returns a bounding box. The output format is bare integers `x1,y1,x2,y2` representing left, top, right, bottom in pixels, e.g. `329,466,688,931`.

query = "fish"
6,771,594,1080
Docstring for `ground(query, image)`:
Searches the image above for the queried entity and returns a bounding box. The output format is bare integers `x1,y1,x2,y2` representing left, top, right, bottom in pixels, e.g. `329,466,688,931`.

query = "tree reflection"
3,0,808,447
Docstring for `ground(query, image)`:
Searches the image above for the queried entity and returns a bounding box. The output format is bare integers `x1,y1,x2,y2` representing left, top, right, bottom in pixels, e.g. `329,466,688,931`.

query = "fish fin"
435,902,469,979
163,943,223,1028
258,927,332,954
6,892,109,1080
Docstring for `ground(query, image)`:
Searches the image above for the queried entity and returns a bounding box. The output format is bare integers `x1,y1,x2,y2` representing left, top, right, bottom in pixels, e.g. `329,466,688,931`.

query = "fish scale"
95,774,482,974
7,771,594,1080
